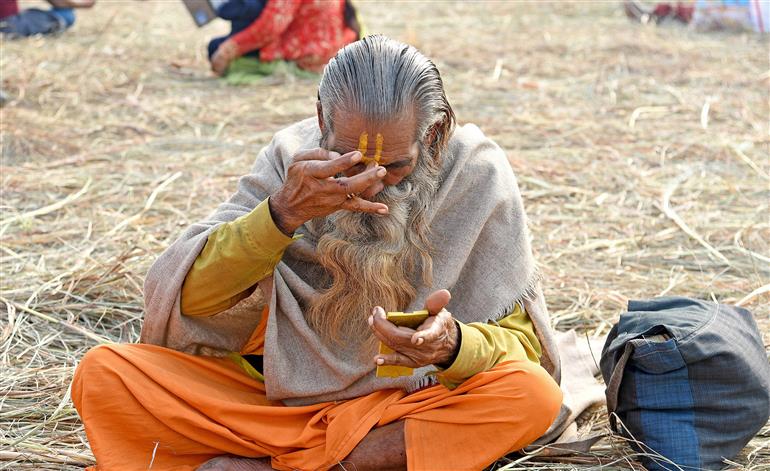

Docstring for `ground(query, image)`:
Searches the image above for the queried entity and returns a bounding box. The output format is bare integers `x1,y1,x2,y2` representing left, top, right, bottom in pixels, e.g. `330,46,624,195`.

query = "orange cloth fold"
72,343,561,471
240,305,269,356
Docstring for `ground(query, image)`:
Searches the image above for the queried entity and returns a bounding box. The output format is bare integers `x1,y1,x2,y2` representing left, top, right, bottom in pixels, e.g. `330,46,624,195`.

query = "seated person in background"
0,0,94,38
207,0,266,60
623,0,694,24
624,0,768,32
209,0,360,76
72,36,564,471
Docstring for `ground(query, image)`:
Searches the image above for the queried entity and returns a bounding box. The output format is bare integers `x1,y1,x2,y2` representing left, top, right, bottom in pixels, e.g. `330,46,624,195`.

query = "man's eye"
384,163,406,170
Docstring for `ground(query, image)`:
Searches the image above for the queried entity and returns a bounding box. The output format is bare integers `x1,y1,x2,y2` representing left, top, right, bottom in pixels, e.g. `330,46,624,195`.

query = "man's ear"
316,101,325,133
423,124,437,147
423,123,439,159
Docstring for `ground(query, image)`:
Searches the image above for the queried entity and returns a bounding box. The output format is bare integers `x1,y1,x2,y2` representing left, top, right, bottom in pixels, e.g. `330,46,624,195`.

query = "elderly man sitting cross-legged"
72,35,564,471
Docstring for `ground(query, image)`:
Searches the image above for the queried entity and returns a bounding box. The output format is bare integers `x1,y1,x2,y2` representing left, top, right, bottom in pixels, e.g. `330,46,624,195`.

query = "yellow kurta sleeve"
180,198,299,317
436,304,542,389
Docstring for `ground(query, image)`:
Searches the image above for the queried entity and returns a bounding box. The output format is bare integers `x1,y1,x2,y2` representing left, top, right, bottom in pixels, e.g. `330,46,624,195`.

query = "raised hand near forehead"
269,148,388,235
370,289,460,369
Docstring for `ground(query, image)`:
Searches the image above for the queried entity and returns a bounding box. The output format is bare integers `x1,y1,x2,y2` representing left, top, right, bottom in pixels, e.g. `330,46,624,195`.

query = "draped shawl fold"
140,118,561,407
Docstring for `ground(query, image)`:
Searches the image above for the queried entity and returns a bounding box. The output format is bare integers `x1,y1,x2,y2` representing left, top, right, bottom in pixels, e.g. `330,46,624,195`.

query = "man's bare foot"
197,455,273,471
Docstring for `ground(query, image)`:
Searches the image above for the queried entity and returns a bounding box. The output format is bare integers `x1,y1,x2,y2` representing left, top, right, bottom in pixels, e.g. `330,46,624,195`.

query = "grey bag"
600,297,770,470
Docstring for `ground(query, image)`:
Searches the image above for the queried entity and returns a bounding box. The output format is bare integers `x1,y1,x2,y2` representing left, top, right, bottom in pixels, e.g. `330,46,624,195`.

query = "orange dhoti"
72,344,562,471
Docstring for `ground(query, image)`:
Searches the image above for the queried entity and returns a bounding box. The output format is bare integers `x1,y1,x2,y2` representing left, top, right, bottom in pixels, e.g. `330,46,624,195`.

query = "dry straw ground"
1,0,768,469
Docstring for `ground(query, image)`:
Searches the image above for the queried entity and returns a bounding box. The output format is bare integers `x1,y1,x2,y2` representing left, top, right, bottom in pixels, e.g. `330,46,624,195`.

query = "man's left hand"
211,39,240,76
369,289,459,368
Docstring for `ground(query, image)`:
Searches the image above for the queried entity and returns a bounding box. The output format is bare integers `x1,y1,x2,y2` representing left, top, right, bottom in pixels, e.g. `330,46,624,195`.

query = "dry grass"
1,0,768,469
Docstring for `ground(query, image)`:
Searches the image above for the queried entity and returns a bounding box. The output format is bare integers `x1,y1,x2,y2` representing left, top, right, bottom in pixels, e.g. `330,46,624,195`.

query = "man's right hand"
269,149,389,236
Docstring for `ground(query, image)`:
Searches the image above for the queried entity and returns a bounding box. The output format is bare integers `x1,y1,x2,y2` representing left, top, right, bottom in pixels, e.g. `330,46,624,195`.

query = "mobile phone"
376,310,429,378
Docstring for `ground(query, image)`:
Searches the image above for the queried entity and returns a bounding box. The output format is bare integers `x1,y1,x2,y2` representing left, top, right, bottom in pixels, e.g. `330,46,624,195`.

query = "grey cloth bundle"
600,297,770,470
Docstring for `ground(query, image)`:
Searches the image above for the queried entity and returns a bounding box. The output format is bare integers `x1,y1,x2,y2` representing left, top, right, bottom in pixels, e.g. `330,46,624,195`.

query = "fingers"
369,307,419,367
331,165,387,195
374,351,418,368
425,289,451,315
292,147,339,163
412,311,450,344
302,151,363,178
359,179,386,200
369,306,455,368
369,307,413,347
341,196,389,215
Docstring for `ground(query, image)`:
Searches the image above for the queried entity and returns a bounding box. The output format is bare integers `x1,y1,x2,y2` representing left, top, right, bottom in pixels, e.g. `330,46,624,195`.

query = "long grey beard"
305,146,440,347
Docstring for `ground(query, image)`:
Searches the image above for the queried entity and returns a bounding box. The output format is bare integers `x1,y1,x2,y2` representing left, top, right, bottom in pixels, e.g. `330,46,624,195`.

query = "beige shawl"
140,118,597,441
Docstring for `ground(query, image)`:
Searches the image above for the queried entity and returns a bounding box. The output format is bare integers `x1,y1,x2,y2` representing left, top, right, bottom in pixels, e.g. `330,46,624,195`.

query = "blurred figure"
624,0,694,24
209,0,361,76
624,0,768,32
691,0,768,32
207,0,266,60
0,0,94,38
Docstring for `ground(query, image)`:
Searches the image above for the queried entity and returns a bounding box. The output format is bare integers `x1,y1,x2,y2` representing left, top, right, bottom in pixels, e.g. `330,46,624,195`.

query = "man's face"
324,112,420,199
309,109,437,346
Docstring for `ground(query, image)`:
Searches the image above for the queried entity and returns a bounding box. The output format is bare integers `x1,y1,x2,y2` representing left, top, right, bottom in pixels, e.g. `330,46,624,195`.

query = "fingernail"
376,358,384,365
417,337,424,345
367,315,373,326
376,167,387,177
330,151,340,159
377,207,388,214
351,151,362,162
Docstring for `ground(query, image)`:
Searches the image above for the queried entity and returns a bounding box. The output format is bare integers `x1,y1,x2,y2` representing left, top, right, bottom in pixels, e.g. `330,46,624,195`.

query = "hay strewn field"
1,1,768,469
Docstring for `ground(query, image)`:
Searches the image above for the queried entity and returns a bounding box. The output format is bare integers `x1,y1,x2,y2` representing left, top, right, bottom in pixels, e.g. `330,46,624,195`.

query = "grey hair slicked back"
318,35,455,158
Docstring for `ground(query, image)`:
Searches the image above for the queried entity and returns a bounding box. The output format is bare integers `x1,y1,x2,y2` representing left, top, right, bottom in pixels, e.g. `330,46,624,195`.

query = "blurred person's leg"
208,0,265,60
0,8,69,38
49,7,75,27
0,0,97,38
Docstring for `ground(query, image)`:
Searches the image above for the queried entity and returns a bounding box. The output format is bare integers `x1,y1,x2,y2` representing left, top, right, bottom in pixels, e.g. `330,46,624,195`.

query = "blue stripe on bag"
634,364,700,467
632,337,700,468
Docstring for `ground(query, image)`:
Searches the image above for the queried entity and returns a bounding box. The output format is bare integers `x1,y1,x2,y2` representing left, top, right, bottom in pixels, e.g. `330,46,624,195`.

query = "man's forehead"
330,115,418,164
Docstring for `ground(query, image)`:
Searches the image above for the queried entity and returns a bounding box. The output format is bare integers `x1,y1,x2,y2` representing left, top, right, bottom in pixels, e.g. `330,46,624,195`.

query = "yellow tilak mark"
357,132,368,160
374,133,383,163
358,132,383,165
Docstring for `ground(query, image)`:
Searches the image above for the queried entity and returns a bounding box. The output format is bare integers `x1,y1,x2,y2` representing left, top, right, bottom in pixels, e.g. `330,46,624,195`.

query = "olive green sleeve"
436,303,542,389
180,198,299,317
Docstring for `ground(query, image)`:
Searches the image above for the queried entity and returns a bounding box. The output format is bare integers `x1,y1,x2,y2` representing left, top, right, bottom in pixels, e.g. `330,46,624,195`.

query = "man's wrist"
436,320,462,369
268,195,303,236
